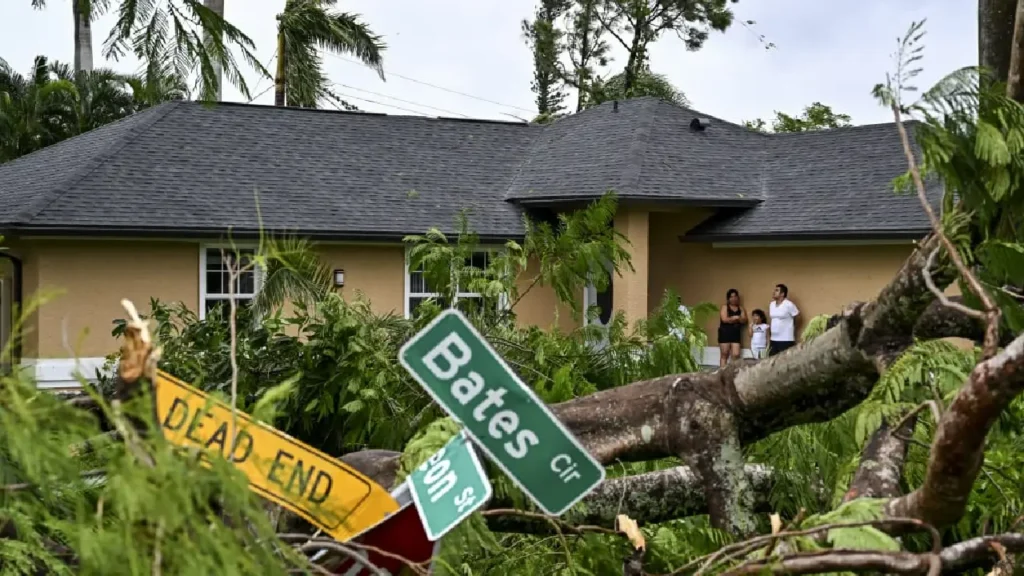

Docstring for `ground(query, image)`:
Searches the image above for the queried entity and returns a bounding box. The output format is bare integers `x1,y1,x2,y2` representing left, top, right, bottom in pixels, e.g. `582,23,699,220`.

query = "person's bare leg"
730,343,741,363
719,343,730,367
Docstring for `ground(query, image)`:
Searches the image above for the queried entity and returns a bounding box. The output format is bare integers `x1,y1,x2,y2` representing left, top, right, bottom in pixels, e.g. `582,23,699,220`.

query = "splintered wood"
117,299,160,391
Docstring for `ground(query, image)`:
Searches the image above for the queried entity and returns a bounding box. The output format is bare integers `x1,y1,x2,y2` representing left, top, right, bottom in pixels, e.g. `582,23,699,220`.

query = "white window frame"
198,243,264,320
583,259,615,328
403,246,509,319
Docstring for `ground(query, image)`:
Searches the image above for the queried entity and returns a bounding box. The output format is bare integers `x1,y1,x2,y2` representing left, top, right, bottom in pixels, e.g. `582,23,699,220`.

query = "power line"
248,51,279,103
332,82,472,118
328,53,535,114
331,91,432,116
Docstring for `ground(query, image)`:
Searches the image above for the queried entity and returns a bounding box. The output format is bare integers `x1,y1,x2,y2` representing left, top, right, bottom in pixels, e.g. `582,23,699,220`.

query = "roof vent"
690,117,710,131
613,100,619,112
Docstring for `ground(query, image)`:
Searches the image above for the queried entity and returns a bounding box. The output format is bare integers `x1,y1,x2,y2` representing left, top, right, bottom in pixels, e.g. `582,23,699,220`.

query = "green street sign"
407,430,492,541
399,309,605,516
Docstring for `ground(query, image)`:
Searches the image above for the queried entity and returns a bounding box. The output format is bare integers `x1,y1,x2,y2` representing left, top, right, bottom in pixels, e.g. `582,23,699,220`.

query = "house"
0,96,939,388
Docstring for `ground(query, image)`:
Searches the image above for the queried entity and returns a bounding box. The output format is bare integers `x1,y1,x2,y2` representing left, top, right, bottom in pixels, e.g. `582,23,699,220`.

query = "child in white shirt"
750,309,770,359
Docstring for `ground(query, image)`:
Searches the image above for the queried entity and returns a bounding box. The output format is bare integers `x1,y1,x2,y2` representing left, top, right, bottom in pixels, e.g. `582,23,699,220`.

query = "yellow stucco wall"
5,211,921,362
10,239,578,360
647,211,917,347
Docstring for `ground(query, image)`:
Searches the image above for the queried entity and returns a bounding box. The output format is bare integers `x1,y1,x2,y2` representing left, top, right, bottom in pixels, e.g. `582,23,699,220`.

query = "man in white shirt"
768,284,800,356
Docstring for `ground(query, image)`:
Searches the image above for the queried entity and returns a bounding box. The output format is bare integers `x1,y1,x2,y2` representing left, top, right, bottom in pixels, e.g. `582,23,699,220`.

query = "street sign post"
330,483,441,575
407,430,492,541
398,309,605,516
153,370,400,542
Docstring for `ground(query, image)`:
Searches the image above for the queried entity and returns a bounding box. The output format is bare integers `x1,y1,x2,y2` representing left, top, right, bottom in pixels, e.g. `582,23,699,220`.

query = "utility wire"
332,82,472,118
328,53,535,114
247,50,279,103
331,91,432,116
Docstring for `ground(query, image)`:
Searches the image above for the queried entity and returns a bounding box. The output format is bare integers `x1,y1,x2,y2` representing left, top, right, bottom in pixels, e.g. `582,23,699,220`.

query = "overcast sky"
3,0,977,126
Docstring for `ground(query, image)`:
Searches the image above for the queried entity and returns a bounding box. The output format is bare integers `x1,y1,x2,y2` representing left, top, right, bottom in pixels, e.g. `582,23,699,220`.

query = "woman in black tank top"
718,288,747,368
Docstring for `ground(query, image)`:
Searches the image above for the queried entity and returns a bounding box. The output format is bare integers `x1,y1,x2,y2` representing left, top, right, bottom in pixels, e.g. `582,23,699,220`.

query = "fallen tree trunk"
337,233,959,534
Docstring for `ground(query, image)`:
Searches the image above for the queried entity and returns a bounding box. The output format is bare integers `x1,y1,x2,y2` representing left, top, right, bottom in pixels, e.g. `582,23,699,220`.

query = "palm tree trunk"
72,0,93,73
274,31,287,106
204,0,225,100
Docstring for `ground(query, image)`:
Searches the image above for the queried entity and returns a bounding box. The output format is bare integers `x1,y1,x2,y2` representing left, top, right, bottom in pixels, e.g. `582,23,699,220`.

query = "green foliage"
587,68,688,108
800,314,832,340
276,0,385,108
523,0,570,118
875,20,1024,332
0,55,185,162
0,362,312,574
92,195,734,574
599,0,734,99
101,0,268,102
560,0,611,112
743,102,853,133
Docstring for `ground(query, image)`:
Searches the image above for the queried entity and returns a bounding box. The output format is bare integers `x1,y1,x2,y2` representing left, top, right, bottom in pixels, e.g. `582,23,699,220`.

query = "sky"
2,0,977,126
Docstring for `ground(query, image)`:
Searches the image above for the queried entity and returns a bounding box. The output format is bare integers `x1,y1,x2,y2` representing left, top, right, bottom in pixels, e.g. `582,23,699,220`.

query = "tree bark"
274,31,287,107
1006,0,1024,100
886,331,1024,527
204,0,226,101
327,233,963,534
72,0,93,73
842,418,915,503
980,0,1017,86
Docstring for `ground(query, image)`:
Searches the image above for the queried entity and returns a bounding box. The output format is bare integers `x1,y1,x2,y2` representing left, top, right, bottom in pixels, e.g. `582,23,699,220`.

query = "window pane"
206,270,223,295
467,251,489,270
410,268,437,294
409,269,426,294
206,249,222,270
237,269,256,295
205,297,252,320
409,296,449,316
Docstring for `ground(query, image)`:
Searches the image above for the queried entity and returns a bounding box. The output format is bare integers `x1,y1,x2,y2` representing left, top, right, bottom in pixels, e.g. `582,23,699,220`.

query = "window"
583,260,614,327
405,249,505,318
199,246,262,320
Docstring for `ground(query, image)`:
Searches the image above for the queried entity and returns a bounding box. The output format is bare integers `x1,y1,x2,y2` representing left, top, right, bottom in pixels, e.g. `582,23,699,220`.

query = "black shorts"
717,325,742,344
768,340,795,356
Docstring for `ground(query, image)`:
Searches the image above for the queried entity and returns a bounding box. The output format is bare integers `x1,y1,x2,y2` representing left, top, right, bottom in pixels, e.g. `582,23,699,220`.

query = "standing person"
750,309,770,359
768,283,800,356
717,289,746,367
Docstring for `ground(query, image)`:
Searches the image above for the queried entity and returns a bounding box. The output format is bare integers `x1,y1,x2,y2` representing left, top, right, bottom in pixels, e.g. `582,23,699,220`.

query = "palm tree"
203,0,225,100
33,0,266,102
0,56,78,161
274,0,386,107
30,1,110,72
0,56,185,162
250,236,334,321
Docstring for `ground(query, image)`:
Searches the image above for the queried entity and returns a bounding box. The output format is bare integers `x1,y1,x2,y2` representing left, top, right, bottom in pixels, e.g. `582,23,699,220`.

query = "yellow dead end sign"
153,370,399,542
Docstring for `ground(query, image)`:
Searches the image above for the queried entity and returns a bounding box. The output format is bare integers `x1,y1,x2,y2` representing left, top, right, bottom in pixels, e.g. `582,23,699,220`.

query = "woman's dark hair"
726,288,739,300
776,283,789,297
752,308,766,323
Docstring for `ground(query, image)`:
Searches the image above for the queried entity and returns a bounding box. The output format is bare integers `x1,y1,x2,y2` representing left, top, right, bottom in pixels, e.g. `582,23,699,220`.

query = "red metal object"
330,484,440,575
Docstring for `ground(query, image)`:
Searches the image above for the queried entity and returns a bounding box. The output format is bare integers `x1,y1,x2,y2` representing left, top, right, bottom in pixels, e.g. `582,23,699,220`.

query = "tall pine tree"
522,0,570,121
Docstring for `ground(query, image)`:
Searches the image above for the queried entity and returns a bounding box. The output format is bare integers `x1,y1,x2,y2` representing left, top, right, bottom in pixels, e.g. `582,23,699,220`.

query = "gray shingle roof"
0,101,538,240
0,97,938,241
506,98,764,204
682,121,939,241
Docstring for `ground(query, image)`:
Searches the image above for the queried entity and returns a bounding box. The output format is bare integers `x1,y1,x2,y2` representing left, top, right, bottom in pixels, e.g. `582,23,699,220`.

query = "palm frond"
277,0,386,107
250,236,333,321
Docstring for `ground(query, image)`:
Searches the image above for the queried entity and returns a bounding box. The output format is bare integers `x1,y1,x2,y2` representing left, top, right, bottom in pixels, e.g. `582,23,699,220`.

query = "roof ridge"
502,120,550,200
620,98,659,196
15,101,182,224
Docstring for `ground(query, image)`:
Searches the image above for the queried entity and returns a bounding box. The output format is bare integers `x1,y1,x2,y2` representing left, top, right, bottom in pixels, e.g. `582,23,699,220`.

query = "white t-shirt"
751,323,769,349
769,299,800,342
